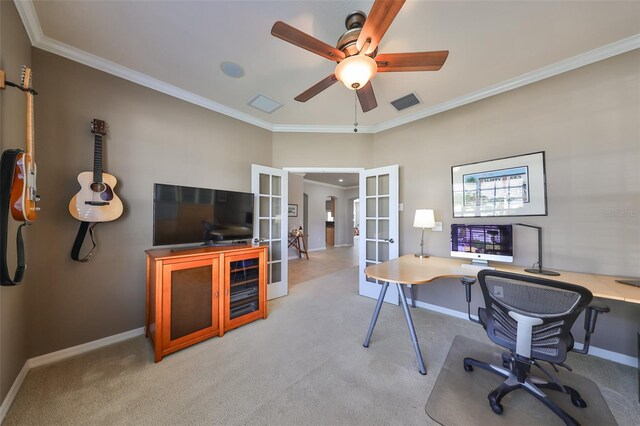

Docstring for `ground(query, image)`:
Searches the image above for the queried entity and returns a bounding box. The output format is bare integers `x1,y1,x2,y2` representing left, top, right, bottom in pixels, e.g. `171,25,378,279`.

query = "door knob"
384,238,395,244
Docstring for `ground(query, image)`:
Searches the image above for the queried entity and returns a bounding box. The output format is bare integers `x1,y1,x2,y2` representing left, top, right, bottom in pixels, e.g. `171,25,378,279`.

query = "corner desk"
363,255,640,375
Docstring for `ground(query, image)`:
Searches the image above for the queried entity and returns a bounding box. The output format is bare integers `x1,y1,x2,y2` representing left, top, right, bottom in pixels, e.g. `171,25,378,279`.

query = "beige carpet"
426,335,616,425
5,266,639,425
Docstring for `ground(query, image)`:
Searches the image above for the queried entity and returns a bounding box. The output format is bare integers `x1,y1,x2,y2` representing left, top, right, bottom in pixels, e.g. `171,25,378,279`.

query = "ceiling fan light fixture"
335,55,377,90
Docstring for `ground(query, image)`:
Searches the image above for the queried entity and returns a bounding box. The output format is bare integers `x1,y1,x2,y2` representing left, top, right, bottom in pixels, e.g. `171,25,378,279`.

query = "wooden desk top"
364,255,640,304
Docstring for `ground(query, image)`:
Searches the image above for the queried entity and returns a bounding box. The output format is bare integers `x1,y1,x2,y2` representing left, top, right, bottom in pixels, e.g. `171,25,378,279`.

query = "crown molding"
15,0,639,135
371,34,640,134
14,1,274,132
272,124,376,134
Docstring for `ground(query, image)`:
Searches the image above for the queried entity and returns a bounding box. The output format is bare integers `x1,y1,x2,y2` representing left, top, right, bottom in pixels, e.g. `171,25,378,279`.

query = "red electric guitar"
10,66,40,222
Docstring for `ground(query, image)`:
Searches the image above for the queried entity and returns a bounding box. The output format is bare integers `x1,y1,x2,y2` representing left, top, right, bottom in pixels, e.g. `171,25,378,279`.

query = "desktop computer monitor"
451,224,513,266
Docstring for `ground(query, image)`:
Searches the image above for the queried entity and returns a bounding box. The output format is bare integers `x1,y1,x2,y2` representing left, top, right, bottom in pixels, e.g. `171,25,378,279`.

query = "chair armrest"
574,301,610,354
584,301,610,333
460,277,480,324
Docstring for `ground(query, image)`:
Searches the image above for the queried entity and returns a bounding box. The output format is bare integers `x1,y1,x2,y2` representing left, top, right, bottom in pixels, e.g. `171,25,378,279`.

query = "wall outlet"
433,222,443,232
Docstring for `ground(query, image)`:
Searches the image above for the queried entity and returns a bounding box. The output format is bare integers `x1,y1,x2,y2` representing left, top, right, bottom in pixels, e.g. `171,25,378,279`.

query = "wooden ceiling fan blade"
356,0,406,55
294,74,339,102
271,21,345,62
376,51,449,72
357,82,377,112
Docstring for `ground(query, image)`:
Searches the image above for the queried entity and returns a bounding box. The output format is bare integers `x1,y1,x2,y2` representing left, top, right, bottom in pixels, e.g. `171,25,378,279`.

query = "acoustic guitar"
10,66,40,222
68,119,123,222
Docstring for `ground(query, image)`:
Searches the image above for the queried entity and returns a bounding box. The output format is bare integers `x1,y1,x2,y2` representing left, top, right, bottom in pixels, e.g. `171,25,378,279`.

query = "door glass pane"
366,219,376,239
378,242,389,262
378,174,389,195
366,176,376,196
259,196,270,217
259,174,270,195
378,196,389,218
271,262,281,283
272,197,281,217
170,266,212,340
272,218,281,238
260,219,270,239
272,176,281,196
366,198,376,217
271,241,281,261
366,241,376,261
378,219,389,240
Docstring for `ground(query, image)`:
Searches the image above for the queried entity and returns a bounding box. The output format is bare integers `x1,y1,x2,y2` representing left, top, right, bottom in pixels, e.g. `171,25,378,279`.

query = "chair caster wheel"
571,396,587,408
490,402,503,415
463,363,473,372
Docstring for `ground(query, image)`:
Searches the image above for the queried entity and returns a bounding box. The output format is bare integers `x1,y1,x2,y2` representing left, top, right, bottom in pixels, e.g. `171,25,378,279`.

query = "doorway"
284,168,362,287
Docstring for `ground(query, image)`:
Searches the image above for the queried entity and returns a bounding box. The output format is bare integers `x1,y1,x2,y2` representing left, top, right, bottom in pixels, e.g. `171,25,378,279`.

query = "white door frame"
252,164,288,300
359,165,400,305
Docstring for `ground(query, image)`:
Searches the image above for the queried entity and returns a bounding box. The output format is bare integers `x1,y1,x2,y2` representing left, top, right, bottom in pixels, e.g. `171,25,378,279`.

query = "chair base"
463,356,586,426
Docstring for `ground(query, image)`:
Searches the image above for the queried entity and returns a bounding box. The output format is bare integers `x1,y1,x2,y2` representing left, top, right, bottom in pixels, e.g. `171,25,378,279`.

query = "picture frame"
288,204,298,217
451,151,547,217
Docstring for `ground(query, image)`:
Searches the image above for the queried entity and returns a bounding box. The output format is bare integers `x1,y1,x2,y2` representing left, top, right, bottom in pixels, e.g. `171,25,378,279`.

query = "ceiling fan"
271,0,449,113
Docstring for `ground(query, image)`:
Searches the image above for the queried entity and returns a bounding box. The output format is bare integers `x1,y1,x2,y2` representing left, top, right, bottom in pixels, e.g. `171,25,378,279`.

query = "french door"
251,165,288,300
359,165,400,305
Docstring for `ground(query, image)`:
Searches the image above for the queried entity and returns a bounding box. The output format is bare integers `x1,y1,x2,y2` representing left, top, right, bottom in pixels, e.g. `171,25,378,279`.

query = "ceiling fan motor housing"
337,11,378,59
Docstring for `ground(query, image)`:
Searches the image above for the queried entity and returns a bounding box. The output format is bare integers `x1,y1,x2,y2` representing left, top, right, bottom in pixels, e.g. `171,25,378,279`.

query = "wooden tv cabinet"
145,244,268,362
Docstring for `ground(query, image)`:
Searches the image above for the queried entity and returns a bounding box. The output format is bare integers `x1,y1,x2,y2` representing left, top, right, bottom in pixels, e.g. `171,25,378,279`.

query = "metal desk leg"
409,284,416,308
398,283,427,375
363,281,389,348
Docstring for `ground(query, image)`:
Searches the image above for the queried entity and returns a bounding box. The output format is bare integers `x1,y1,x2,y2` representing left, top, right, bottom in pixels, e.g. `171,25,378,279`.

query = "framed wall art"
451,151,548,217
288,204,298,217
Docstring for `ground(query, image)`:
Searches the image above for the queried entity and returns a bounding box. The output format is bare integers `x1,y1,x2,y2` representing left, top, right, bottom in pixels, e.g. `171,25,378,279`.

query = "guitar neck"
25,91,35,159
93,134,104,183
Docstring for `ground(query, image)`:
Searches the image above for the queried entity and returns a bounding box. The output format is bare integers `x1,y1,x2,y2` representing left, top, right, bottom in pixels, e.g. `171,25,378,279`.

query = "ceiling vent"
390,93,421,111
249,94,283,114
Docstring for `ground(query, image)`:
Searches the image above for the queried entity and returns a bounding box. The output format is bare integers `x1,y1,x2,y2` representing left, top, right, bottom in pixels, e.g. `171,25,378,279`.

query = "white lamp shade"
335,55,378,90
413,209,435,228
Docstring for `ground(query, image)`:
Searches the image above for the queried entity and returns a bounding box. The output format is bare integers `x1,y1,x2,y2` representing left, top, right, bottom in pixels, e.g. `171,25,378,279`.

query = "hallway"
288,245,358,287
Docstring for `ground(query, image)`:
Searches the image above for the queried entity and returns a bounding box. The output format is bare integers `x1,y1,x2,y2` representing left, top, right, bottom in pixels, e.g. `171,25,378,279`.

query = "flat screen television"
153,183,254,247
450,224,513,265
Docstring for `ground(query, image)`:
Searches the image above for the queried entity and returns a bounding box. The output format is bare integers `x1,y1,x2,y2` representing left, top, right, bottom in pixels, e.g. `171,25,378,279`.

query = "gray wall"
28,49,272,357
0,0,32,401
373,50,640,357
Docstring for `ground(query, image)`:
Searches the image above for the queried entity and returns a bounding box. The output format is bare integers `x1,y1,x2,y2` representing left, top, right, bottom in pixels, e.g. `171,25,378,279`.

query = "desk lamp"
414,209,435,258
513,223,560,276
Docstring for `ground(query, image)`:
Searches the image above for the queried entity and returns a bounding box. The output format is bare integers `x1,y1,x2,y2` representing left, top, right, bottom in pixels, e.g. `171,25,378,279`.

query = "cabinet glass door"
228,256,261,319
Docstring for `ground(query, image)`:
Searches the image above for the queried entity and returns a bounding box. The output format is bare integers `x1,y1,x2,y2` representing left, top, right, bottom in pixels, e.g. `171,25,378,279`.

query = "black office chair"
460,270,610,426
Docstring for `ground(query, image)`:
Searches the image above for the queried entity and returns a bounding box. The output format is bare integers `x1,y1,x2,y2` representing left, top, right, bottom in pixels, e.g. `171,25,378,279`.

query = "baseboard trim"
28,327,145,369
0,362,29,422
0,327,145,423
407,298,637,368
307,247,326,253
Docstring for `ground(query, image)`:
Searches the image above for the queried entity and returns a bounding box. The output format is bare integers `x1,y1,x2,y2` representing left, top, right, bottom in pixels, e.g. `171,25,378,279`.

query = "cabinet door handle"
226,288,229,296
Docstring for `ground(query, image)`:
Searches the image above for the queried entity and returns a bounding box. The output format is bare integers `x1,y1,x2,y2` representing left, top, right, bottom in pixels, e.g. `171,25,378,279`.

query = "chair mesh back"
478,270,592,364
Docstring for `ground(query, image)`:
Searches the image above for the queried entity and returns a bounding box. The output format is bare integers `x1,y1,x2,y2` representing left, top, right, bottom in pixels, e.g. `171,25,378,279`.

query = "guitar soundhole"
91,182,107,193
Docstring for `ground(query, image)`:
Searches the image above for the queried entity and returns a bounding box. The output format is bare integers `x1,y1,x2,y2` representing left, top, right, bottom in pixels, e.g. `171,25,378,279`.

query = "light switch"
433,222,443,232
398,203,404,211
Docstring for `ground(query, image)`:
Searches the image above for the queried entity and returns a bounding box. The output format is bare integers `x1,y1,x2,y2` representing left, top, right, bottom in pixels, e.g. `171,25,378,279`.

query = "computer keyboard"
460,263,496,271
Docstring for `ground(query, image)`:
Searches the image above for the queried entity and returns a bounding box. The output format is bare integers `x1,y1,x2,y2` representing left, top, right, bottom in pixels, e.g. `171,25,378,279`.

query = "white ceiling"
17,1,640,133
304,173,359,188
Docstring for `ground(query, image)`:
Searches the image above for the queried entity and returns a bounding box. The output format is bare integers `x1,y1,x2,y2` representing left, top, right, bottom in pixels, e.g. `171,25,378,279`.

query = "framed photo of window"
451,151,547,217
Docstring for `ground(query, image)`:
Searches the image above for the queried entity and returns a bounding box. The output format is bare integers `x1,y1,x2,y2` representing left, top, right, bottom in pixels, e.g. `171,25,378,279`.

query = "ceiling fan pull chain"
353,91,359,132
